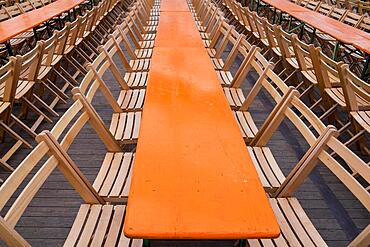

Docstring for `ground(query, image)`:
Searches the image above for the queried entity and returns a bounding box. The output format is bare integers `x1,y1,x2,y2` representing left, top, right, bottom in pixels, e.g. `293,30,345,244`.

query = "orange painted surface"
262,0,370,54
124,0,280,239
0,0,84,43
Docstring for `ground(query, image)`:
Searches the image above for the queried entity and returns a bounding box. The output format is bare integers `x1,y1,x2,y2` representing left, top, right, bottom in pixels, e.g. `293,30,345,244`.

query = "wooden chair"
252,12,270,55
245,95,370,246
76,49,143,143
0,97,139,245
114,22,153,60
102,31,151,73
291,34,322,101
213,32,256,86
0,58,32,172
338,64,369,153
274,25,304,88
261,18,283,65
223,48,272,108
232,60,291,143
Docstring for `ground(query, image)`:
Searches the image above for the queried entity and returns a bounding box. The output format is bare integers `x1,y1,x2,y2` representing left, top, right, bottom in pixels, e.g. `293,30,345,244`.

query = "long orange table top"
0,0,85,43
124,0,280,239
262,0,370,54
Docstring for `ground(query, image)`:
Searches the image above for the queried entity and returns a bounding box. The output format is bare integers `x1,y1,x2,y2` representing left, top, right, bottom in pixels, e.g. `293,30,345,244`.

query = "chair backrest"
310,47,343,91
39,32,58,68
262,18,281,56
78,41,128,112
208,21,233,58
231,48,273,89
65,17,82,52
244,7,259,34
253,12,268,41
101,31,135,72
316,2,333,15
236,4,251,31
0,6,10,23
27,0,44,8
339,64,370,112
3,4,22,17
274,25,295,61
17,42,42,82
16,1,34,13
291,34,315,75
54,23,70,56
341,11,364,27
358,16,370,32
305,0,321,11
329,6,348,21
0,57,20,104
237,56,290,113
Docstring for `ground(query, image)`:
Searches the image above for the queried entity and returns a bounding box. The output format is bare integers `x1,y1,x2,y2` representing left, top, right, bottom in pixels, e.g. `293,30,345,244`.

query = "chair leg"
11,114,37,138
0,120,32,149
22,97,53,123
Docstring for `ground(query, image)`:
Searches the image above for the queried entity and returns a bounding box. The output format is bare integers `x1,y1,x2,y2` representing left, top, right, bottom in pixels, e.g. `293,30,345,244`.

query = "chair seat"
198,25,206,32
143,33,156,41
117,89,146,111
202,39,211,48
93,152,135,201
110,111,141,143
223,87,245,108
124,71,148,88
129,58,150,71
207,48,216,58
351,111,370,133
135,48,153,59
233,111,258,141
0,80,35,100
216,70,233,86
146,20,158,26
211,57,224,70
37,65,52,81
301,69,318,85
200,32,209,40
64,204,142,246
247,198,327,247
139,40,154,49
51,54,64,66
144,26,157,33
0,101,10,114
325,88,370,110
247,146,285,190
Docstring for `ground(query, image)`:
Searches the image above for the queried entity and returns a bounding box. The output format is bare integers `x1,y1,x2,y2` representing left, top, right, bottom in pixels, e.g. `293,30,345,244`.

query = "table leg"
33,27,38,41
5,41,13,56
279,11,283,24
310,28,316,44
239,239,246,247
361,54,370,81
332,42,341,61
272,7,276,24
143,239,150,247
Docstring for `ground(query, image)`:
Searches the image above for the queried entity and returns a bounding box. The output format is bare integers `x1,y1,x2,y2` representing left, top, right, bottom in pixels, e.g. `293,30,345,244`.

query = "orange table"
0,0,85,44
124,0,280,240
261,0,370,54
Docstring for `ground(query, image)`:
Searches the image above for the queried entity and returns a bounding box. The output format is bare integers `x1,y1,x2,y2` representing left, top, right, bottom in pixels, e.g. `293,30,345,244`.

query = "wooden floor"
0,43,369,246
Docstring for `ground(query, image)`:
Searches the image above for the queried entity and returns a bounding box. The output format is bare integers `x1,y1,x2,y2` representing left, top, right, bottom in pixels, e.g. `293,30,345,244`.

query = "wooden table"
260,0,370,54
124,0,280,240
0,0,85,53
